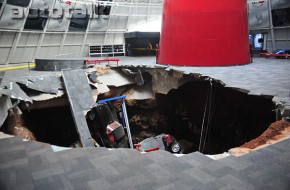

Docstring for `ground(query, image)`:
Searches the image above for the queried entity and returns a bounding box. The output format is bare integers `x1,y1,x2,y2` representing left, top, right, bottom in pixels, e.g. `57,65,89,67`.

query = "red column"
158,0,250,66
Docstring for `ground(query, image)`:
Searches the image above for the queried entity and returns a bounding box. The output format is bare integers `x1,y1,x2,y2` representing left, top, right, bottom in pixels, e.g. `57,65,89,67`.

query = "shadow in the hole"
22,106,79,147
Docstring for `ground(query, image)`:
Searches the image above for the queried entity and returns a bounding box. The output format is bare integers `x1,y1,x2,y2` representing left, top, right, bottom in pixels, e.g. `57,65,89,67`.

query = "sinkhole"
126,81,276,154
2,82,276,154
1,68,277,155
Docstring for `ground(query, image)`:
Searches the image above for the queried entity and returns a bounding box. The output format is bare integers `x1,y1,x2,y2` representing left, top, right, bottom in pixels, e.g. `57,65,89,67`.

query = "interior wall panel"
275,40,290,49
248,10,270,28
64,34,85,45
86,33,106,44
248,0,269,12
82,45,89,57
149,7,162,15
0,48,11,64
0,4,27,29
105,33,124,44
22,47,37,61
61,45,82,57
0,32,17,46
6,0,31,7
131,6,148,15
151,0,162,3
10,47,25,62
18,33,29,46
113,33,125,44
42,33,62,45
274,28,288,39
112,5,130,15
89,17,109,31
108,16,127,30
46,0,73,31
26,33,41,45
30,0,54,10
271,0,290,10
42,33,53,45
104,33,115,44
38,46,60,57
18,33,41,46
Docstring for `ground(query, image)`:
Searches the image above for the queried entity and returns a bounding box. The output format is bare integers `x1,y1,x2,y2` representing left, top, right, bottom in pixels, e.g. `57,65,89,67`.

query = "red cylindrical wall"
158,0,250,66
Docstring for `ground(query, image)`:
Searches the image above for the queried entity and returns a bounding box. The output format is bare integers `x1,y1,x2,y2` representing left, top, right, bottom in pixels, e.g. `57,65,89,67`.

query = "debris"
97,68,135,87
0,82,32,103
62,69,95,147
23,76,61,94
121,68,144,86
2,107,36,141
122,82,154,100
0,96,12,127
27,90,65,101
146,68,192,94
1,65,288,157
88,72,99,83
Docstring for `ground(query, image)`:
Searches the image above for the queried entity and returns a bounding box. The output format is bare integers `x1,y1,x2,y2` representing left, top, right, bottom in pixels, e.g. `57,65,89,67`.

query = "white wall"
1,0,289,64
0,0,163,64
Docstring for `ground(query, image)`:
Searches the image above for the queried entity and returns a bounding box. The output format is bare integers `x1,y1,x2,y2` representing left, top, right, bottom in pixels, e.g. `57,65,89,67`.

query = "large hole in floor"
21,106,79,147
127,80,276,154
1,79,275,155
0,68,277,155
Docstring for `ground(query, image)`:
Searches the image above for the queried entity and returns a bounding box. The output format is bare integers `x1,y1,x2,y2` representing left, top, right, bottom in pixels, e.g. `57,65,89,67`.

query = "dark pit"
127,80,276,154
0,70,276,155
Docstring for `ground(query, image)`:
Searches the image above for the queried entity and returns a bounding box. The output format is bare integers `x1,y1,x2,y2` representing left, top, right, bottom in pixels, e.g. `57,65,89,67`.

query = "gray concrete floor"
1,133,290,190
119,56,290,100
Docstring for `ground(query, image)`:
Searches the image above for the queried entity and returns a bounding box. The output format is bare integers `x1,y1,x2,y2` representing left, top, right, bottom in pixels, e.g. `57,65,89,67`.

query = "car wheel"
170,142,182,154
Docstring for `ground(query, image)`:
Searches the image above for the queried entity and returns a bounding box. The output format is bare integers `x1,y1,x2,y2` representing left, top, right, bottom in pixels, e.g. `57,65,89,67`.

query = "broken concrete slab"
145,68,193,95
122,82,154,100
27,90,65,102
88,72,99,83
1,70,63,94
24,76,61,94
61,69,95,147
0,71,4,86
90,83,110,95
121,68,144,86
96,68,135,87
0,96,12,127
0,82,32,103
62,69,94,110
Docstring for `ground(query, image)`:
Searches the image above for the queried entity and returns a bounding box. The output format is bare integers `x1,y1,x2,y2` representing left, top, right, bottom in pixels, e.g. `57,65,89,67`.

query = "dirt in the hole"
1,107,36,141
240,120,290,149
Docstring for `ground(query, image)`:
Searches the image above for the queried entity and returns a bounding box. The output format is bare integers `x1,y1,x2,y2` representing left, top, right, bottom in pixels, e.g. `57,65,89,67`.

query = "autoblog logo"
10,3,111,19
